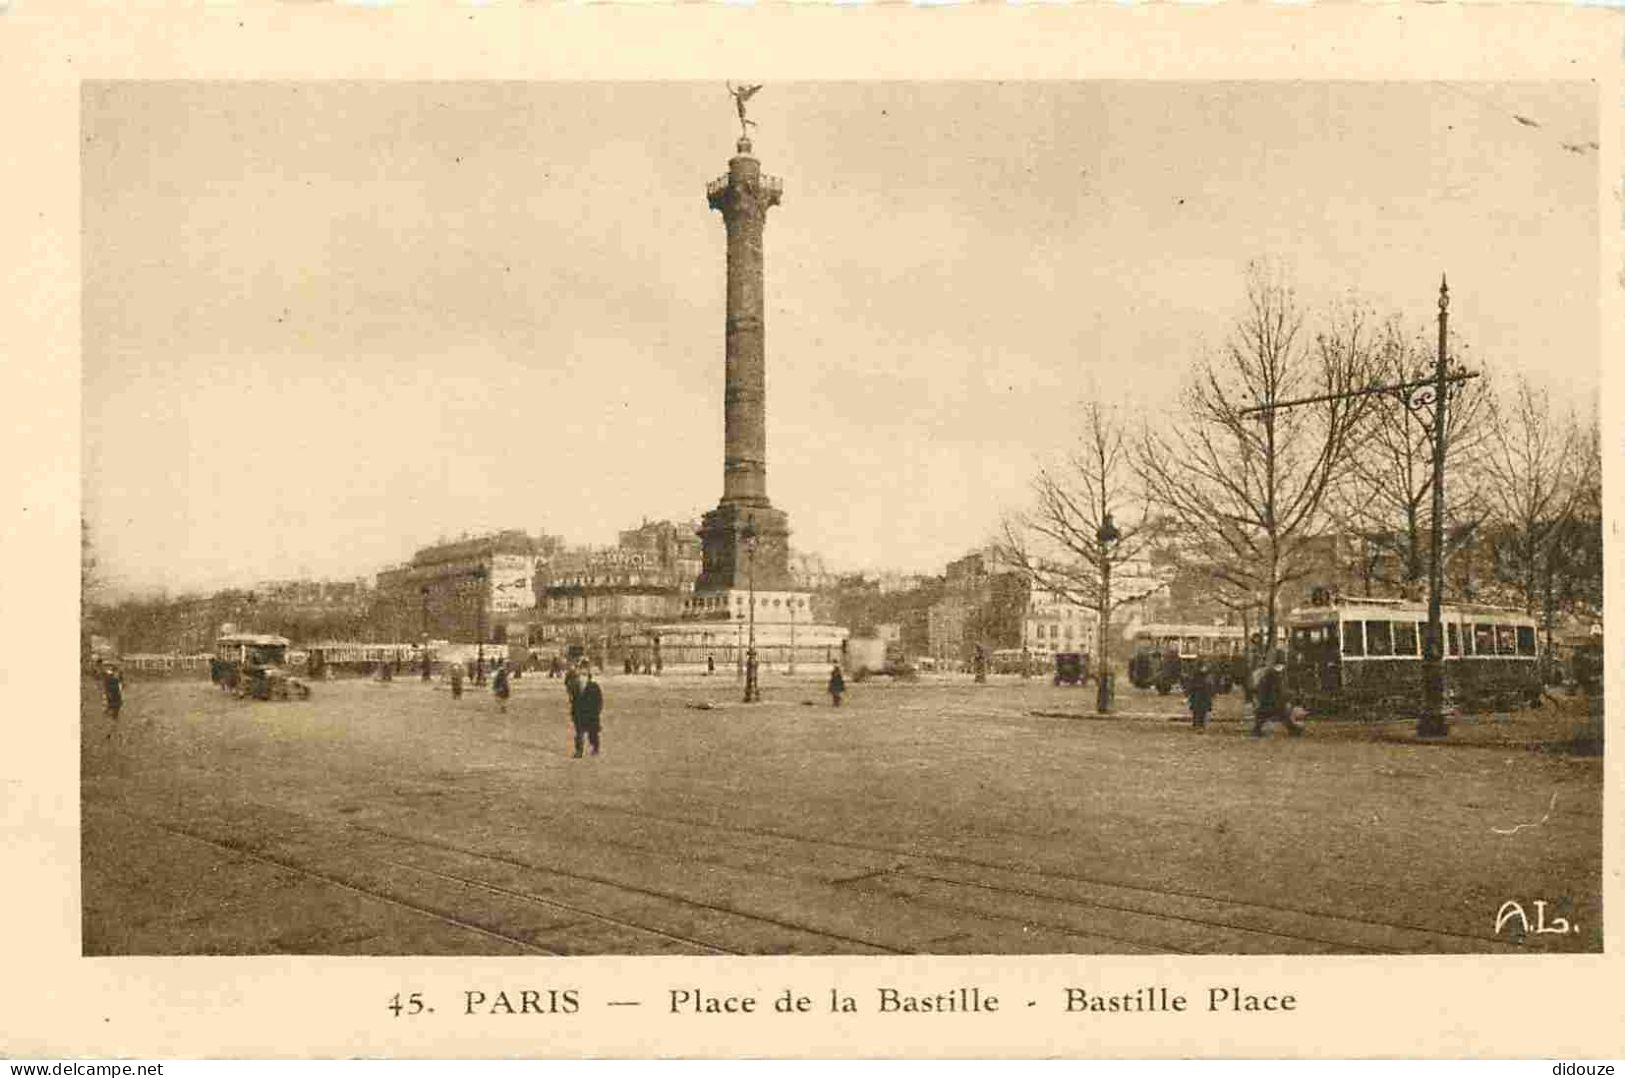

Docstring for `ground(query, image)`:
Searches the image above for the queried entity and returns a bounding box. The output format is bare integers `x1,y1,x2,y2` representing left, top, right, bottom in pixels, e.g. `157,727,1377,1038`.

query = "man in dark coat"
571,666,603,757
449,661,464,700
1185,658,1214,732
1250,650,1304,737
828,663,845,708
102,665,124,724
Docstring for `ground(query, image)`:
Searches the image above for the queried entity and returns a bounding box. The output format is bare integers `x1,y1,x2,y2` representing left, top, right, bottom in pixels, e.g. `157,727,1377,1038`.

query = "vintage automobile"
1052,652,1090,686
214,632,310,701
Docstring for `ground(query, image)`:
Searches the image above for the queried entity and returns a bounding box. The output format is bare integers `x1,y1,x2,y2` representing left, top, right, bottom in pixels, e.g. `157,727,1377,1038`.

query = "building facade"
373,530,562,645
530,520,703,664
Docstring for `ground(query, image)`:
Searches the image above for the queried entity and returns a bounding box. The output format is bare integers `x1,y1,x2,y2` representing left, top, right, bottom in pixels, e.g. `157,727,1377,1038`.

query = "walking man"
102,664,124,730
449,661,464,700
828,663,845,708
1250,649,1304,737
492,663,511,714
1185,657,1213,732
571,665,603,757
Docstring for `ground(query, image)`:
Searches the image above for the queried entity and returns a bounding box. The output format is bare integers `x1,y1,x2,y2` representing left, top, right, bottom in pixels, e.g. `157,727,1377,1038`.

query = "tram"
1284,597,1542,717
1126,623,1246,693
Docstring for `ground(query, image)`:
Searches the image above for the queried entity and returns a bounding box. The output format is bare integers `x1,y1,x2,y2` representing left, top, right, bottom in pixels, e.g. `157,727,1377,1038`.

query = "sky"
81,81,1600,597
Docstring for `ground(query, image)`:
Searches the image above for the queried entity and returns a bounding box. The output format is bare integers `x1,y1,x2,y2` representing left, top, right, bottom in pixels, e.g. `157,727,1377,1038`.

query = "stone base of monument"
649,600,849,671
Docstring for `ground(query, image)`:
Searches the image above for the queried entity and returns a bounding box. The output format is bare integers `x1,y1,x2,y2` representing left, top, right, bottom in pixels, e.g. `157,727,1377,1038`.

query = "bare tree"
1136,265,1378,655
999,401,1166,709
1482,378,1597,652
1327,319,1494,599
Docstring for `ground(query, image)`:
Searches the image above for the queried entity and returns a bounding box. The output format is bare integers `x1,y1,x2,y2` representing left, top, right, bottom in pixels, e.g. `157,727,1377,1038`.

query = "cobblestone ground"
81,672,1603,955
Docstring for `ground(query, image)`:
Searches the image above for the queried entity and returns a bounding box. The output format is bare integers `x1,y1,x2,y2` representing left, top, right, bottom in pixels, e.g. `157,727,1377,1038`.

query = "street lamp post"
743,521,760,703
473,566,488,685
1418,278,1452,738
788,598,797,676
420,586,431,681
1096,512,1120,715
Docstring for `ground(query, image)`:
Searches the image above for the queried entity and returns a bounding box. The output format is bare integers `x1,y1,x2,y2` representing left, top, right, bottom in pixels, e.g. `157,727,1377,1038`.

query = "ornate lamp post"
743,521,760,703
472,565,488,685
1096,511,1120,715
420,585,432,681
1417,278,1452,738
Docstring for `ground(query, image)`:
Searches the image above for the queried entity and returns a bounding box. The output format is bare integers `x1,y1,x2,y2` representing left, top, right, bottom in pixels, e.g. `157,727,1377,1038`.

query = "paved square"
82,673,1602,955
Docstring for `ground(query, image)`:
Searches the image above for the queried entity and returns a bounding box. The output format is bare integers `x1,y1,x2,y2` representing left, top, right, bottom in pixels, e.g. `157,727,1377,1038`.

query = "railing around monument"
706,174,783,202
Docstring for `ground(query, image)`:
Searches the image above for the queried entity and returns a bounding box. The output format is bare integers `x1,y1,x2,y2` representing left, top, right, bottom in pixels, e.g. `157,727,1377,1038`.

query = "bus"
214,632,310,700
1285,597,1542,717
1126,623,1246,693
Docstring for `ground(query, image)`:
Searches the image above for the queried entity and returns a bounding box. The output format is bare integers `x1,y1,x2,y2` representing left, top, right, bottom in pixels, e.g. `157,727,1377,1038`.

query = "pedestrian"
449,661,464,700
1250,649,1304,737
1232,651,1253,704
828,663,845,708
564,661,582,706
492,663,511,714
1185,657,1213,732
571,664,603,757
706,654,716,676
549,655,562,679
102,665,124,728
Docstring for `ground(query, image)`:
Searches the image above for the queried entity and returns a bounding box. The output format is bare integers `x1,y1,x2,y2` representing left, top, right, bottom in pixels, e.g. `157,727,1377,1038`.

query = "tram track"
120,810,562,955
103,788,1528,955
103,802,914,955
571,799,1525,954
348,822,913,955
372,858,737,956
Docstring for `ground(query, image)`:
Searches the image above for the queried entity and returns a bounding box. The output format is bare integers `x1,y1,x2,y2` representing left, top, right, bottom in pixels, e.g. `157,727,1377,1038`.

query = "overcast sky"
82,81,1599,597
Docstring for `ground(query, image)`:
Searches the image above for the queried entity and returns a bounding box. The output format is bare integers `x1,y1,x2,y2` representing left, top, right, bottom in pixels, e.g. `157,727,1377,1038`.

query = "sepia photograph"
78,77,1603,965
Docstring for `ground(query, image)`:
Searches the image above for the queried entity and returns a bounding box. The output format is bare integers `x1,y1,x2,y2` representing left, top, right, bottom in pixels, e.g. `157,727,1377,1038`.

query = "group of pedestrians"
440,655,601,755
1183,650,1305,736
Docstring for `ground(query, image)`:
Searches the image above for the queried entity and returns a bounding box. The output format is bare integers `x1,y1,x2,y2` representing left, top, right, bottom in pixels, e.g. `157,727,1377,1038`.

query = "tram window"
1446,623,1460,656
1392,621,1419,656
1291,625,1335,660
1473,624,1495,655
1364,620,1394,657
1516,626,1537,656
1496,625,1517,655
1342,620,1364,656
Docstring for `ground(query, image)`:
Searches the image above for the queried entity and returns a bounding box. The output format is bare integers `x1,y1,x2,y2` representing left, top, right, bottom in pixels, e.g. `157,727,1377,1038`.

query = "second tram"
1126,623,1246,693
1285,597,1542,717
